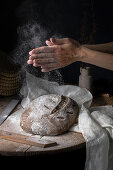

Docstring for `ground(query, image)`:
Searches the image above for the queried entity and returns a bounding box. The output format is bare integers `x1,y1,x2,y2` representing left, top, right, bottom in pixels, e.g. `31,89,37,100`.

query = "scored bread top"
20,94,79,136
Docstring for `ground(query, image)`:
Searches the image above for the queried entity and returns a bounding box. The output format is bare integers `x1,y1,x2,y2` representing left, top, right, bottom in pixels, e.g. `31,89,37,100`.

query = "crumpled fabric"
21,72,113,170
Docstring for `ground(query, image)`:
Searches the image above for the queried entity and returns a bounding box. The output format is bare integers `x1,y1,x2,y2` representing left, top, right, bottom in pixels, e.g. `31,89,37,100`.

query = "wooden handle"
0,130,57,148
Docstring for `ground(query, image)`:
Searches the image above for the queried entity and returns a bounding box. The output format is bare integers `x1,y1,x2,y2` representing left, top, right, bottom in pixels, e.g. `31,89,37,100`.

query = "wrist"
76,46,88,62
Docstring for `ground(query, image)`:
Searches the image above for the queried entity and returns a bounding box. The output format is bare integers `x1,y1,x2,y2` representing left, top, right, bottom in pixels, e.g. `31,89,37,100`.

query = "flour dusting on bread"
20,94,79,136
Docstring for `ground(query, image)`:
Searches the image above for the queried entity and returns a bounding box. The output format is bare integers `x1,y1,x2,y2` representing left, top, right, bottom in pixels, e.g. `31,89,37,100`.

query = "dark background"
0,0,113,168
0,0,113,93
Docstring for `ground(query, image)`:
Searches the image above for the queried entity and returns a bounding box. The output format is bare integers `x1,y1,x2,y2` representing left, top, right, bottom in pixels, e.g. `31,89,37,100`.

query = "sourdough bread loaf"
20,94,79,136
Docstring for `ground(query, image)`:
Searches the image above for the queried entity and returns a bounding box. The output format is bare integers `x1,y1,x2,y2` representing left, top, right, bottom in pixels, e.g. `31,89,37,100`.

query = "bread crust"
20,94,79,136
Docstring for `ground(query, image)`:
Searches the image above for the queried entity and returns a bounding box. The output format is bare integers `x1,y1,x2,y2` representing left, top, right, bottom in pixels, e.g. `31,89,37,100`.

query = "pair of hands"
27,38,83,72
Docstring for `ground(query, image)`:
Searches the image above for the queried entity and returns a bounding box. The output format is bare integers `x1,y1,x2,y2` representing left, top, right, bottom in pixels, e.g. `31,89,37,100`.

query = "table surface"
0,94,113,156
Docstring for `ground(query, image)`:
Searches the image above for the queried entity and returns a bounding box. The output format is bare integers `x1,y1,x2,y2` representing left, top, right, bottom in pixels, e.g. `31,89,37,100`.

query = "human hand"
28,38,83,72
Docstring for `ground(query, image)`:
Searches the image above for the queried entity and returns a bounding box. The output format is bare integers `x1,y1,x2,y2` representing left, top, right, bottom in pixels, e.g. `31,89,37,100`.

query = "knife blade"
0,99,20,125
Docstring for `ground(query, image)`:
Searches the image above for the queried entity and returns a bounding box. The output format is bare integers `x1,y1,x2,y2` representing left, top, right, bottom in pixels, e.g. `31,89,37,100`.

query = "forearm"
83,42,113,54
80,47,113,71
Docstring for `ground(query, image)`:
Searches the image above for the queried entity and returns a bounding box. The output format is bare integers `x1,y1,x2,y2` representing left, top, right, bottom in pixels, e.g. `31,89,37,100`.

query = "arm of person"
83,42,113,54
80,46,113,70
28,38,113,72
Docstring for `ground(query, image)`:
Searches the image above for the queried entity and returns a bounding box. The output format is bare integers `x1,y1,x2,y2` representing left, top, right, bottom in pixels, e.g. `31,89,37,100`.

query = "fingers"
29,53,55,60
45,38,71,46
28,57,57,69
34,58,55,64
29,38,71,55
41,63,59,72
33,62,38,67
29,46,55,55
29,54,39,59
46,40,54,46
27,59,33,64
32,61,58,72
41,67,57,72
27,51,56,70
50,37,71,45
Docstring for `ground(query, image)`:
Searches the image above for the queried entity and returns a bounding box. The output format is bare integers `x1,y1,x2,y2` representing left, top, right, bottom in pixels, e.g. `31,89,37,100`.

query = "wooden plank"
0,138,30,156
0,130,57,148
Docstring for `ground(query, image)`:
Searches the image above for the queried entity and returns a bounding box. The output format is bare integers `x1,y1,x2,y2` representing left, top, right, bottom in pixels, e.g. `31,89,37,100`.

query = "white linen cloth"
21,72,113,170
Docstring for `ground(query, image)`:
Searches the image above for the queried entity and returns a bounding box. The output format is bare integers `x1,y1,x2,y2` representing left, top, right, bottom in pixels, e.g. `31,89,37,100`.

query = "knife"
0,99,20,125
